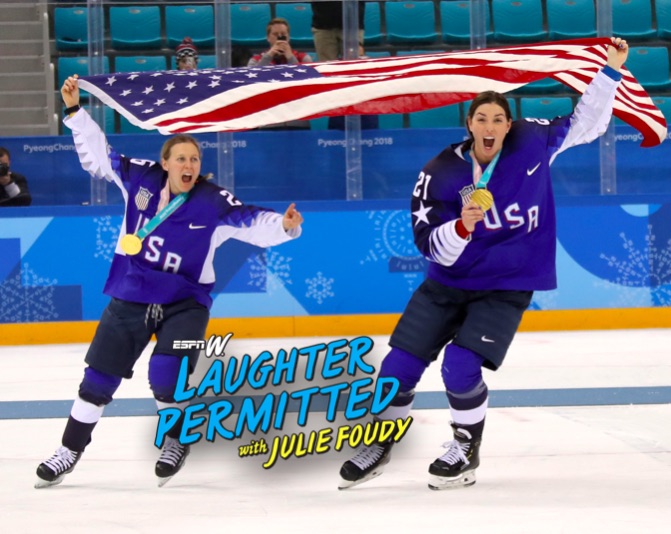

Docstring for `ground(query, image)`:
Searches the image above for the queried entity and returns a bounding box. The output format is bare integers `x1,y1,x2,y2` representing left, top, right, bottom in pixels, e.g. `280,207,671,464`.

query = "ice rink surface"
1,329,670,534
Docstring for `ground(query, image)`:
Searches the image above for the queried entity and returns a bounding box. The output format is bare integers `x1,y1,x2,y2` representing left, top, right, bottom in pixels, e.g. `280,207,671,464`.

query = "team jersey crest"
134,187,153,211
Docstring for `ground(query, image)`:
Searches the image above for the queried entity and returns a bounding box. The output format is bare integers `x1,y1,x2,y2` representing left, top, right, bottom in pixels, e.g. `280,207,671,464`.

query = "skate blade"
35,475,64,489
428,469,476,491
338,467,386,490
157,475,174,488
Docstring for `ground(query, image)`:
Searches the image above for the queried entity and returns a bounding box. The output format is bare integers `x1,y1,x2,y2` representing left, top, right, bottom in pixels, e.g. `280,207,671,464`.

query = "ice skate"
428,424,481,490
35,446,82,489
338,440,394,490
155,436,190,487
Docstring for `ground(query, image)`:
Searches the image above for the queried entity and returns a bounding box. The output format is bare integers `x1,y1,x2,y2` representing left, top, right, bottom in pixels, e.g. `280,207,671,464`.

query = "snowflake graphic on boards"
0,262,59,322
360,210,424,292
305,271,334,304
599,226,671,306
247,250,293,294
93,216,120,262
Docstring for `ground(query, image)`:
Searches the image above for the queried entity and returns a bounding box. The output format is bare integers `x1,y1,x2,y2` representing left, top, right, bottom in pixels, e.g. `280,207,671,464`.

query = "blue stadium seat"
103,107,116,134
54,7,88,51
364,2,383,45
57,56,110,100
520,97,574,120
651,96,671,123
546,0,596,40
170,55,217,69
514,77,565,95
655,0,671,39
165,5,215,48
275,3,314,47
310,117,330,130
385,1,438,45
506,97,519,120
395,50,442,56
109,6,161,50
491,0,547,43
231,4,272,47
365,50,392,58
613,0,656,41
409,104,461,128
625,47,671,92
378,113,405,128
115,55,167,73
440,1,492,44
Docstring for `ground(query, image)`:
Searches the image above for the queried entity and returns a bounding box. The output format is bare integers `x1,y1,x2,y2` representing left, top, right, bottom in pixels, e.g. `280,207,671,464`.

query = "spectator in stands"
175,37,199,71
0,147,32,207
311,1,365,62
247,18,313,67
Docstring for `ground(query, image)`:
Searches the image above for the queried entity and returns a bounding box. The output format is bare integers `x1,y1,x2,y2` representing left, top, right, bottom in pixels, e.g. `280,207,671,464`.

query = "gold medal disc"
471,189,494,211
120,234,143,256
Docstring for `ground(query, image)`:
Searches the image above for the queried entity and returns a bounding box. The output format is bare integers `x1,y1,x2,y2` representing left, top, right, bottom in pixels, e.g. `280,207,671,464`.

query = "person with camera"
247,17,313,67
0,147,32,207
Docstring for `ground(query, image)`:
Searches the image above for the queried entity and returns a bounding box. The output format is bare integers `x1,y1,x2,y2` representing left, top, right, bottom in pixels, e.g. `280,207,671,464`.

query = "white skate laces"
43,446,79,474
349,443,385,469
157,437,186,467
438,439,471,467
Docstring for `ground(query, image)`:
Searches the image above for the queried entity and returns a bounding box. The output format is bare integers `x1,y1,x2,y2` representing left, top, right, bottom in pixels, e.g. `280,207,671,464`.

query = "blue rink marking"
1,386,670,420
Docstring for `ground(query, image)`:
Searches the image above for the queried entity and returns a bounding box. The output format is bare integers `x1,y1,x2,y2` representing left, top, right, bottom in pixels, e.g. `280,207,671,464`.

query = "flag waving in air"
78,38,667,147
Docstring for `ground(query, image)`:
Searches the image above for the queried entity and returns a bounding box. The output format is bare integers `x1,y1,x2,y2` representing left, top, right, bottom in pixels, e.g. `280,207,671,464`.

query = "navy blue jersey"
411,68,621,291
65,110,301,308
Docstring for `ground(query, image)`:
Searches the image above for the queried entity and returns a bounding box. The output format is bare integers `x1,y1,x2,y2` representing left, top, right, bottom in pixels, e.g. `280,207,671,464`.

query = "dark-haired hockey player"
339,37,630,491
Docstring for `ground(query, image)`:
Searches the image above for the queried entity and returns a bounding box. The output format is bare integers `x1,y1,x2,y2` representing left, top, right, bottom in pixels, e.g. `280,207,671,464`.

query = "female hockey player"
339,37,630,491
35,76,303,489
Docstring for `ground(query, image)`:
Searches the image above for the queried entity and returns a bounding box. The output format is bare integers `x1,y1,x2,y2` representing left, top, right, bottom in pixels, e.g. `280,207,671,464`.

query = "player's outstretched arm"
282,203,303,231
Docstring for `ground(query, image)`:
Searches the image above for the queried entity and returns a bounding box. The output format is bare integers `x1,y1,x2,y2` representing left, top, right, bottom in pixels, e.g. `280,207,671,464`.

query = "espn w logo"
173,333,233,357
172,340,205,350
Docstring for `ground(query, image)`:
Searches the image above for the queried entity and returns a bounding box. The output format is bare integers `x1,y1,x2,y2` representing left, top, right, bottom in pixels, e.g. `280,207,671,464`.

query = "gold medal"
120,234,143,256
471,188,494,211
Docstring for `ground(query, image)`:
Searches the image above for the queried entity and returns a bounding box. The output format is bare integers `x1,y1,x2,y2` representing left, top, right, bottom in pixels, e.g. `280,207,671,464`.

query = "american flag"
78,38,667,147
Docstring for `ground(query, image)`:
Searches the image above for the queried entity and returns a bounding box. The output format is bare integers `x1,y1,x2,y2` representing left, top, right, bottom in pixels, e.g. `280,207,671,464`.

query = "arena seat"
115,55,167,73
440,1,492,44
612,0,656,41
231,3,272,47
625,47,671,92
385,1,438,45
514,77,565,95
491,0,547,43
109,6,162,50
57,56,110,101
546,0,596,40
274,3,314,47
364,2,383,45
165,5,215,48
408,104,461,128
655,0,671,39
54,7,88,51
520,97,574,120
378,113,405,128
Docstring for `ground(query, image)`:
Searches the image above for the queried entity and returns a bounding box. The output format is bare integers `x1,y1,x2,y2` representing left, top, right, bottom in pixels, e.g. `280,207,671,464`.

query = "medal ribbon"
136,191,189,240
471,150,501,189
